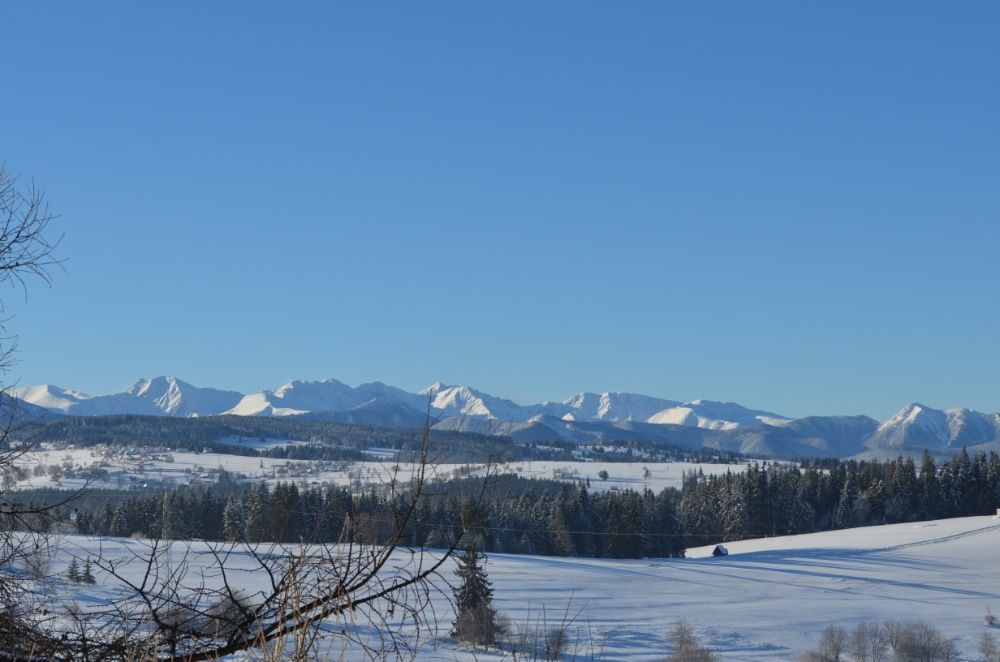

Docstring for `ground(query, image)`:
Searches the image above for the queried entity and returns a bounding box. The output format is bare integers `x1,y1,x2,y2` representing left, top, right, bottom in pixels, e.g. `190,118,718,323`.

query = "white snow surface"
10,384,93,412
11,449,735,495
646,399,790,430
555,391,683,422
40,515,1000,660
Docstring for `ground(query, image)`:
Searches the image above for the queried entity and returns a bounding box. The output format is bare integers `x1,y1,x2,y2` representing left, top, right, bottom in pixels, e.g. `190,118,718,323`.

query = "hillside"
45,515,1000,660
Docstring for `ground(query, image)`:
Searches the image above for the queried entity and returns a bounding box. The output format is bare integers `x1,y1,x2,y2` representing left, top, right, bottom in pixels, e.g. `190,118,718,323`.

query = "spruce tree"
245,483,269,542
110,505,129,537
786,483,816,534
82,558,95,585
549,504,575,556
452,544,500,647
222,496,245,541
66,558,80,584
604,500,629,558
919,451,941,518
834,470,857,529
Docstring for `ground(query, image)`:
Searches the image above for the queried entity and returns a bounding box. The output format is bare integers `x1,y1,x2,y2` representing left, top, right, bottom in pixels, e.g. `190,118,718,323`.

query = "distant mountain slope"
492,414,876,458
11,384,91,413
13,375,1000,459
772,415,879,455
554,392,682,422
127,377,243,416
0,391,57,422
646,399,790,430
419,383,535,421
227,379,427,417
304,398,428,428
865,403,1000,450
15,377,242,417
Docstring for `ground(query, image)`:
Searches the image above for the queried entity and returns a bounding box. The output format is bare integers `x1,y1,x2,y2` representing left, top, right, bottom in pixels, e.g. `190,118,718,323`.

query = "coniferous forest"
30,448,999,561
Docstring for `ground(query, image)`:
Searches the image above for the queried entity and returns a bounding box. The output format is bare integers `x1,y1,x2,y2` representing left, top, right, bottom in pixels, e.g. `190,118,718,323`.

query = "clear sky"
1,2,997,419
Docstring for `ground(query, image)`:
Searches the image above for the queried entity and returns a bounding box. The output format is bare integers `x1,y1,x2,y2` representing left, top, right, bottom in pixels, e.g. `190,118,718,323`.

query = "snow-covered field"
11,447,740,494
43,515,1000,660
496,460,739,493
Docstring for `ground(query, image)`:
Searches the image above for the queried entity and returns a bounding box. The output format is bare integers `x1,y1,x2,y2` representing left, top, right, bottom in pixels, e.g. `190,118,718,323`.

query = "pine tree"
66,558,80,584
452,544,501,647
834,470,858,529
604,500,630,558
722,478,750,541
82,558,96,585
110,505,130,537
549,502,576,556
160,492,187,540
245,483,269,542
221,496,244,541
919,451,941,518
786,481,816,534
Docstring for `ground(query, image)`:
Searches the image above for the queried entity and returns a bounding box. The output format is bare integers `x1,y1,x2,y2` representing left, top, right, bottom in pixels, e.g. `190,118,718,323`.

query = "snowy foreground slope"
49,515,1000,660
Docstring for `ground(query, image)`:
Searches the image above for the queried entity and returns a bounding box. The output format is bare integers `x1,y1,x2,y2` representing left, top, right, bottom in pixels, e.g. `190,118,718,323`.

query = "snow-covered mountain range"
12,377,1000,458
12,377,792,428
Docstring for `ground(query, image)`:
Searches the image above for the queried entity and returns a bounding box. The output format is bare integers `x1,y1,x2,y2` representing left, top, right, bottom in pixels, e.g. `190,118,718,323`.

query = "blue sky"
1,2,997,419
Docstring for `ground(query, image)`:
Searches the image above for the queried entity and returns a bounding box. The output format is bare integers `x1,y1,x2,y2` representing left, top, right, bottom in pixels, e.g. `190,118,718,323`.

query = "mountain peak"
127,376,187,397
419,382,452,395
17,376,1000,459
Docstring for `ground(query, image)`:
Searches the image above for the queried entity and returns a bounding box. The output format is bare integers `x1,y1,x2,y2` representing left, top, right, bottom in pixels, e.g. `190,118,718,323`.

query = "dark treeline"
21,449,1000,561
60,472,686,559
682,449,1000,546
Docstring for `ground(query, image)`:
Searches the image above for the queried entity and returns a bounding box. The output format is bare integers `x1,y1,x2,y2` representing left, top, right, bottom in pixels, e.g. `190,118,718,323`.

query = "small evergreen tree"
82,558,96,585
834,470,857,529
66,558,80,584
452,544,501,647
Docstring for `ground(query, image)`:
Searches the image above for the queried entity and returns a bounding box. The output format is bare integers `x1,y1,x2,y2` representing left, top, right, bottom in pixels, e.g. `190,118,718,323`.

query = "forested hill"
13,414,734,464
14,414,517,462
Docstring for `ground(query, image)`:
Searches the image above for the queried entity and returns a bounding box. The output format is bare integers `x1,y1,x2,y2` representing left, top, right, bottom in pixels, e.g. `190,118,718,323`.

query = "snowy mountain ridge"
12,377,1000,457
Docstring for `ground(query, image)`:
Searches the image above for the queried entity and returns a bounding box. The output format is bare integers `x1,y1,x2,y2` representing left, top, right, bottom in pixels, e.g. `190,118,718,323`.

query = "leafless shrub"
505,618,537,659
544,624,569,660
798,625,853,662
850,621,888,662
22,538,55,578
883,619,906,652
667,619,717,662
505,599,602,662
889,620,957,661
202,590,253,639
507,624,573,662
981,630,1000,662
986,607,996,626
805,620,960,662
